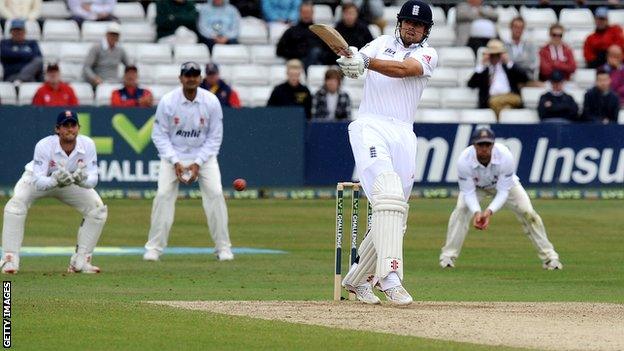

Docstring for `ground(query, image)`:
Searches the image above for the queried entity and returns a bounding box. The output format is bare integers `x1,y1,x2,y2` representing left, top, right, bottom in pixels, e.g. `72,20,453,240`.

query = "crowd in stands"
0,0,622,124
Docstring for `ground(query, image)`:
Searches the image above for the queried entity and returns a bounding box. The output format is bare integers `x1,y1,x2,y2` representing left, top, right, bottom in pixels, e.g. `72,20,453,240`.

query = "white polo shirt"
357,35,438,123
25,135,99,191
456,143,520,214
151,86,223,165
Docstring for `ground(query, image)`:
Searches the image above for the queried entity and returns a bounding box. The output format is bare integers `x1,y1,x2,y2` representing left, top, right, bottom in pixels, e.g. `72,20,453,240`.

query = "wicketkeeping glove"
72,161,88,186
52,167,74,187
336,46,369,79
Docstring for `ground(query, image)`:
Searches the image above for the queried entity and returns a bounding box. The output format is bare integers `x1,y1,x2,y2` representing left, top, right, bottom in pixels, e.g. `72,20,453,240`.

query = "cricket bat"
309,24,353,58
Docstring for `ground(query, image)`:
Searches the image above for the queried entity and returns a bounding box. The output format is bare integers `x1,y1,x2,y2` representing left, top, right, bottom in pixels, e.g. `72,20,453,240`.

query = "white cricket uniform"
349,35,438,200
440,143,560,263
2,135,105,258
146,86,232,254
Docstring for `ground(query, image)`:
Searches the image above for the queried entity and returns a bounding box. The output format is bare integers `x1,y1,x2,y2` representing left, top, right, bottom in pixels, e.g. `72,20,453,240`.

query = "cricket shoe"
381,285,413,306
439,256,455,269
143,249,161,261
543,259,563,270
0,253,19,274
216,248,234,261
68,253,100,274
343,282,381,305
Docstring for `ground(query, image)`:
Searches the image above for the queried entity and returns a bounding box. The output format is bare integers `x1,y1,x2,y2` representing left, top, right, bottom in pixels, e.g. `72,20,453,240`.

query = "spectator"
601,45,624,105
539,23,576,82
0,0,41,25
276,2,327,69
584,7,624,68
504,17,537,80
83,22,129,87
111,65,153,107
197,0,241,53
335,3,373,50
199,63,241,108
350,0,385,33
230,0,261,18
312,67,351,120
0,18,42,83
455,0,498,47
582,69,620,124
68,0,117,26
32,63,79,106
468,39,529,117
267,59,312,119
537,70,579,123
262,0,300,26
156,0,199,43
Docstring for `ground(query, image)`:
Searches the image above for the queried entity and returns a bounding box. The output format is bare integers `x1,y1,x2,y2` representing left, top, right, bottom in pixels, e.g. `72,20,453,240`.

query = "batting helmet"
397,0,434,27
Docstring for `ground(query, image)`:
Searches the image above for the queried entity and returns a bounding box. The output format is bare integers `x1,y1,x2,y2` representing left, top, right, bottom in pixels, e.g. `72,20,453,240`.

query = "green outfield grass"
3,197,623,350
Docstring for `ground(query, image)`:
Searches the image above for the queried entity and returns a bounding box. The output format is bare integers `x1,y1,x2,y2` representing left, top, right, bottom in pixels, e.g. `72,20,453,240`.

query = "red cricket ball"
233,178,247,191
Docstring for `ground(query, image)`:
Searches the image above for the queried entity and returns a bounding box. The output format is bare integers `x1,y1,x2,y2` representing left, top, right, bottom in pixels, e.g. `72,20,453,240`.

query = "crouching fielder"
337,0,437,306
1,110,107,274
439,127,562,270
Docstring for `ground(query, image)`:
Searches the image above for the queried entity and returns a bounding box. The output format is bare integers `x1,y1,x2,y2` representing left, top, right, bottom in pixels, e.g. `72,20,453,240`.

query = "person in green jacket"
156,0,199,40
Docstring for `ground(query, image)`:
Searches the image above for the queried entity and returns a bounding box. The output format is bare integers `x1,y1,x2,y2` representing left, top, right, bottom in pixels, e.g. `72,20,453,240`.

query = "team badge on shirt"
174,117,180,125
423,55,432,64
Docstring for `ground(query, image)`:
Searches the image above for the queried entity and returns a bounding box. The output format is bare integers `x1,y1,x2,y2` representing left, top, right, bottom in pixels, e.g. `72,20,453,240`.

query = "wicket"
334,182,372,301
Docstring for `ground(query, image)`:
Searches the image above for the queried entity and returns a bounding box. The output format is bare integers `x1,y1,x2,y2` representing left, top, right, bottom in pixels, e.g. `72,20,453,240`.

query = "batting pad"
77,205,108,254
371,172,408,280
2,199,27,253
342,232,376,288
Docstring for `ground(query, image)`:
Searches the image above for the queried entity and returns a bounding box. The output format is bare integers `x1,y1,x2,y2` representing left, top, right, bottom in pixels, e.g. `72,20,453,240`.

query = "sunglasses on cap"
180,62,201,76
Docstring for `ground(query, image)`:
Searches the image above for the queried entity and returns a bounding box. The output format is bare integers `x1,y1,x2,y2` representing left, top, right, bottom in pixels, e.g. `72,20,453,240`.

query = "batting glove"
336,46,369,79
52,167,74,187
72,161,88,187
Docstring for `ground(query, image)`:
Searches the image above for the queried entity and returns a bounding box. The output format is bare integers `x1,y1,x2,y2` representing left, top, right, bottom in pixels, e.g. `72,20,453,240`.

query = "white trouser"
440,184,560,263
145,157,231,253
1,171,105,256
345,117,416,289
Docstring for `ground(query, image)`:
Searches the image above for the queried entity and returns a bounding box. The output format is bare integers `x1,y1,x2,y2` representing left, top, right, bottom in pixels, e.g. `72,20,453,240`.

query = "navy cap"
10,18,25,30
471,127,495,144
595,6,609,18
56,110,79,125
205,63,219,74
550,70,565,83
180,61,201,76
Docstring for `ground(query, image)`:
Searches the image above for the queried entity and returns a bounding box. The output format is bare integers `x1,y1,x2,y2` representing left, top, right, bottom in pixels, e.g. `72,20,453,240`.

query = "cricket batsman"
439,127,563,270
1,110,107,274
143,61,234,262
337,0,437,305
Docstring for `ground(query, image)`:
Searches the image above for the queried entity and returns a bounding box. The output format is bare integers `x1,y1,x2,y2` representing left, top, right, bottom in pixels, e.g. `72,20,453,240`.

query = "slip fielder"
1,110,107,274
439,127,563,270
143,61,234,262
336,0,437,305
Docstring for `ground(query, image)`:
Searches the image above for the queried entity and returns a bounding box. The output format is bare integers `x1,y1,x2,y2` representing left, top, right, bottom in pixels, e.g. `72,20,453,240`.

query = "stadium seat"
446,6,456,27
146,2,157,23
566,29,592,50
269,65,287,85
313,4,334,25
440,87,478,108
41,1,71,19
70,82,95,105
307,65,329,88
568,87,585,106
499,108,540,124
438,47,475,67
82,21,114,42
149,85,177,105
4,20,41,40
231,65,270,86
134,64,154,84
619,110,624,124
136,43,172,64
60,42,94,63
0,82,17,105
95,83,119,106
152,64,184,85
59,62,84,82
232,85,252,107
529,27,550,47
368,24,381,39
212,44,250,64
608,9,624,25
269,22,289,45
432,6,446,24
250,86,273,107
426,25,455,47
497,27,511,43
173,43,210,65
39,42,59,63
520,7,557,29
559,8,595,31
419,87,441,108
18,82,41,105
121,23,156,43
43,20,80,41
495,6,519,28
573,48,586,69
457,68,474,86
383,6,401,27
343,85,362,106
250,45,284,65
459,109,497,123
521,87,547,109
238,21,269,45
113,2,146,22
430,67,458,88
573,69,596,89
121,43,138,64
415,109,460,123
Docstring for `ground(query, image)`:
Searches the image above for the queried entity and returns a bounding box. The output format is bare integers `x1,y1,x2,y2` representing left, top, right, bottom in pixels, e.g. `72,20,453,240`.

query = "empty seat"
432,6,446,24
121,23,156,42
39,42,60,63
499,108,540,124
573,68,596,89
173,43,210,65
568,87,585,106
121,43,138,64
619,110,624,124
250,45,284,65
60,42,94,63
152,64,183,85
415,109,460,123
383,6,401,27
43,20,80,41
307,65,328,88
251,86,272,107
520,7,557,29
238,21,269,45
446,6,456,27
149,85,178,105
59,62,84,82
459,109,497,123
231,65,270,86
440,87,478,108
368,24,381,39
269,22,289,45
4,20,41,40
269,65,287,85
430,67,458,87
212,44,250,64
559,8,595,30
419,87,441,108
41,1,71,19
136,43,172,64
608,9,624,25
495,6,519,27
313,4,334,25
135,64,154,84
233,86,252,107
82,21,114,42
457,67,475,86
0,82,17,105
146,2,157,23
70,82,95,105
95,83,119,106
521,87,547,109
529,27,550,47
113,2,146,22
216,64,234,83
427,25,455,47
573,48,586,69
438,47,475,67
566,29,592,50
18,82,42,105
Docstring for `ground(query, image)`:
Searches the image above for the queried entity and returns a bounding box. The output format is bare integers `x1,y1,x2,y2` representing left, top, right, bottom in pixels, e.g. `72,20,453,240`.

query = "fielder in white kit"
1,110,107,274
336,0,437,305
439,127,563,270
143,61,234,262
